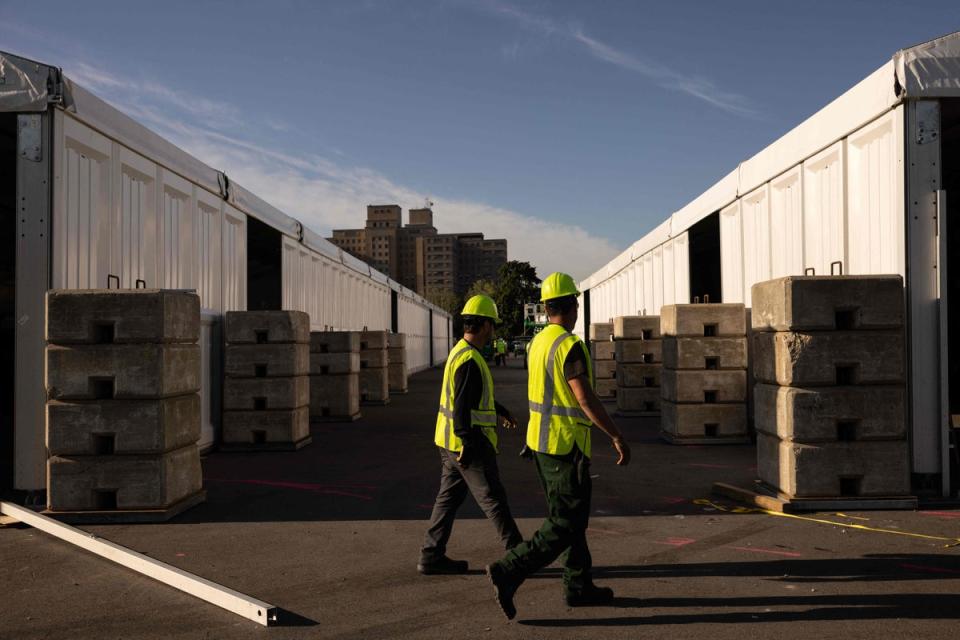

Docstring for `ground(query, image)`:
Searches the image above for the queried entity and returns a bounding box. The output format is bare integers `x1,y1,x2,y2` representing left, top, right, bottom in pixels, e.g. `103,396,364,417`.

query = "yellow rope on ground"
692,499,960,548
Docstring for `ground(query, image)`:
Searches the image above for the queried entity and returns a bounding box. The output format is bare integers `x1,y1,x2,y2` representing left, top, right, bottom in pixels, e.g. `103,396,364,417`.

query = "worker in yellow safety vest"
418,294,523,575
485,272,631,619
495,336,507,367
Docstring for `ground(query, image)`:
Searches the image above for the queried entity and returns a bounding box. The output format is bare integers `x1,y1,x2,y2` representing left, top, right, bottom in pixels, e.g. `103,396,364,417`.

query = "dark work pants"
420,442,523,563
492,448,593,596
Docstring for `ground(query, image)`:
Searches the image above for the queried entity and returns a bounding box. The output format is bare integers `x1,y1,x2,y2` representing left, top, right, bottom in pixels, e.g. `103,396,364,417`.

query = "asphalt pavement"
3,356,960,639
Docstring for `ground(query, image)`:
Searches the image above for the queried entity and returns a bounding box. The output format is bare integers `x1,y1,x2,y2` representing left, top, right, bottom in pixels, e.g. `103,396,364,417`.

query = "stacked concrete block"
309,331,361,422
388,333,408,394
45,290,204,517
660,304,749,444
222,311,311,451
589,322,616,399
612,316,662,417
752,276,910,498
359,330,390,405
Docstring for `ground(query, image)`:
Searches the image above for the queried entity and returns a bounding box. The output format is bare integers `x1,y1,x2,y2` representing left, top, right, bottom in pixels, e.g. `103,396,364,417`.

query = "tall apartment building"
329,205,507,300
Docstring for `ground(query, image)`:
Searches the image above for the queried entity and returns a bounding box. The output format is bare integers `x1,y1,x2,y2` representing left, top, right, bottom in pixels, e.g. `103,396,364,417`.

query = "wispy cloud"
486,1,759,118
57,57,618,279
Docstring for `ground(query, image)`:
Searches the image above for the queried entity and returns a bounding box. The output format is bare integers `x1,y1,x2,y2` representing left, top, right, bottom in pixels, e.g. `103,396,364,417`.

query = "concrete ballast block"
47,395,201,456
615,339,662,364
756,432,910,498
222,407,310,445
46,344,200,400
660,304,746,337
359,367,390,403
388,333,406,349
46,289,200,344
310,351,361,375
589,323,613,342
388,347,406,364
753,384,906,442
360,348,389,369
590,341,615,361
751,275,905,332
752,331,905,386
613,316,661,340
616,363,662,388
595,379,617,398
388,362,408,392
224,343,309,378
310,374,360,419
223,376,309,411
661,401,748,438
661,369,747,404
360,330,389,350
662,336,747,370
310,331,360,354
616,387,661,413
225,310,310,345
47,445,202,511
594,360,617,379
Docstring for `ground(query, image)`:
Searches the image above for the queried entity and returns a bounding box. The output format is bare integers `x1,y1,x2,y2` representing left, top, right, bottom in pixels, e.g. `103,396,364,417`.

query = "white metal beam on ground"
0,502,278,627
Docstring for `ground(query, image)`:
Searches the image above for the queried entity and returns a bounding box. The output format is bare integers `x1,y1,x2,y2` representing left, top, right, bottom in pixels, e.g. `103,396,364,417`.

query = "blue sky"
2,1,958,278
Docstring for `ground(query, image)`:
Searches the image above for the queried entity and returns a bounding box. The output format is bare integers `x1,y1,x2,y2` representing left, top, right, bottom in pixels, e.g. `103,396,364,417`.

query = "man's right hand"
457,445,474,469
612,437,631,466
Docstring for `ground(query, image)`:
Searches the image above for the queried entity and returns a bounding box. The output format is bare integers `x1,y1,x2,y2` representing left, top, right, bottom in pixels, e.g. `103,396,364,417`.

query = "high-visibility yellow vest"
526,324,594,458
435,338,498,452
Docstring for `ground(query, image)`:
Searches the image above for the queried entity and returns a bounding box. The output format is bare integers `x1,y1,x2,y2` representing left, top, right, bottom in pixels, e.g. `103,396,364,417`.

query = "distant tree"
493,261,541,338
427,289,462,317
466,279,497,299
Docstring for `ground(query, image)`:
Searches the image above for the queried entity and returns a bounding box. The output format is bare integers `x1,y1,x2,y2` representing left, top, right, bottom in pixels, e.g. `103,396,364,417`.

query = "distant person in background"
418,295,522,575
494,337,507,367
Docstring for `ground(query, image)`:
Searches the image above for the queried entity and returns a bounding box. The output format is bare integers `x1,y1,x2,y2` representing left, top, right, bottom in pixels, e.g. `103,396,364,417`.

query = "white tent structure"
577,32,960,497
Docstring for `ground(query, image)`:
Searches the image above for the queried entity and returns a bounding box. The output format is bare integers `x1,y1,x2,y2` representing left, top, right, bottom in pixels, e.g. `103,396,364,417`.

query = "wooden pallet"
712,481,918,513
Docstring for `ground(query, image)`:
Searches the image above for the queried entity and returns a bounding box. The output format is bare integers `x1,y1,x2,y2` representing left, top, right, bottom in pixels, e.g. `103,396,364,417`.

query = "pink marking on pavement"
660,496,687,505
918,510,960,519
900,563,960,575
652,537,697,547
587,527,627,536
728,546,802,557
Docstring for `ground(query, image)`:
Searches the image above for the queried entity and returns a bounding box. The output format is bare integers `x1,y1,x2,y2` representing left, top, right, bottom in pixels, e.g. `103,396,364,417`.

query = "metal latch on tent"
916,101,940,145
17,114,42,162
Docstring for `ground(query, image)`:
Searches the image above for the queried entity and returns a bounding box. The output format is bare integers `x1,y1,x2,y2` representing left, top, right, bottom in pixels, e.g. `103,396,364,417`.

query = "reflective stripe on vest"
434,339,498,453
526,324,594,458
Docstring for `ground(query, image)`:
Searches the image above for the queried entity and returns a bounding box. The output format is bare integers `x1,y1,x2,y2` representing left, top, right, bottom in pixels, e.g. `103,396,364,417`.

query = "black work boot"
564,584,615,607
417,556,468,575
486,563,519,620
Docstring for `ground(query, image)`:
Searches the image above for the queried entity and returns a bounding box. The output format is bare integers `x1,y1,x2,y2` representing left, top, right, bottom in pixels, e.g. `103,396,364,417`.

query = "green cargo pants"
492,447,592,595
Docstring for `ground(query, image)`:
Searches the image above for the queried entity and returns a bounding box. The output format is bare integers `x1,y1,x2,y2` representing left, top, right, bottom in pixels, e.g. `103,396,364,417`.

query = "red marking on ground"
205,478,374,500
175,553,186,557
652,537,696,547
900,563,960,575
660,496,687,505
728,546,802,557
918,510,960,519
587,527,626,536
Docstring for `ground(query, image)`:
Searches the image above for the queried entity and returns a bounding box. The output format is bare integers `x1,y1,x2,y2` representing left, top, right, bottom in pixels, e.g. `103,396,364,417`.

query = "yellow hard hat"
461,294,500,323
540,272,580,302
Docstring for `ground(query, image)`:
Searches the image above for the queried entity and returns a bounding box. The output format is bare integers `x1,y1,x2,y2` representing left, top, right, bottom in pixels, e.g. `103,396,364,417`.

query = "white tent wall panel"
720,200,744,303
432,311,451,366
221,205,247,312
741,184,772,308
671,232,690,304
770,167,805,279
158,169,194,291
846,107,905,277
802,140,847,276
398,295,431,373
195,189,222,312
113,145,157,289
662,242,676,307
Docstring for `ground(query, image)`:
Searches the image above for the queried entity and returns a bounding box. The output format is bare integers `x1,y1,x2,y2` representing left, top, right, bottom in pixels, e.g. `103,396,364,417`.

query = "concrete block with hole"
757,432,910,497
595,378,617,399
753,383,906,443
660,304,746,337
224,310,309,345
388,347,406,364
310,374,360,421
47,395,200,456
222,407,311,450
752,331,905,386
359,367,390,405
616,387,661,414
661,401,748,440
359,348,389,369
751,275,905,333
310,352,360,375
589,323,613,342
388,333,406,349
389,362,408,393
46,344,200,400
224,343,309,378
360,330,389,350
590,341,615,361
594,360,617,379
46,289,200,344
310,331,360,354
616,363,662,388
661,369,747,404
662,336,747,370
614,339,662,364
613,316,661,340
223,376,309,411
47,445,202,511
